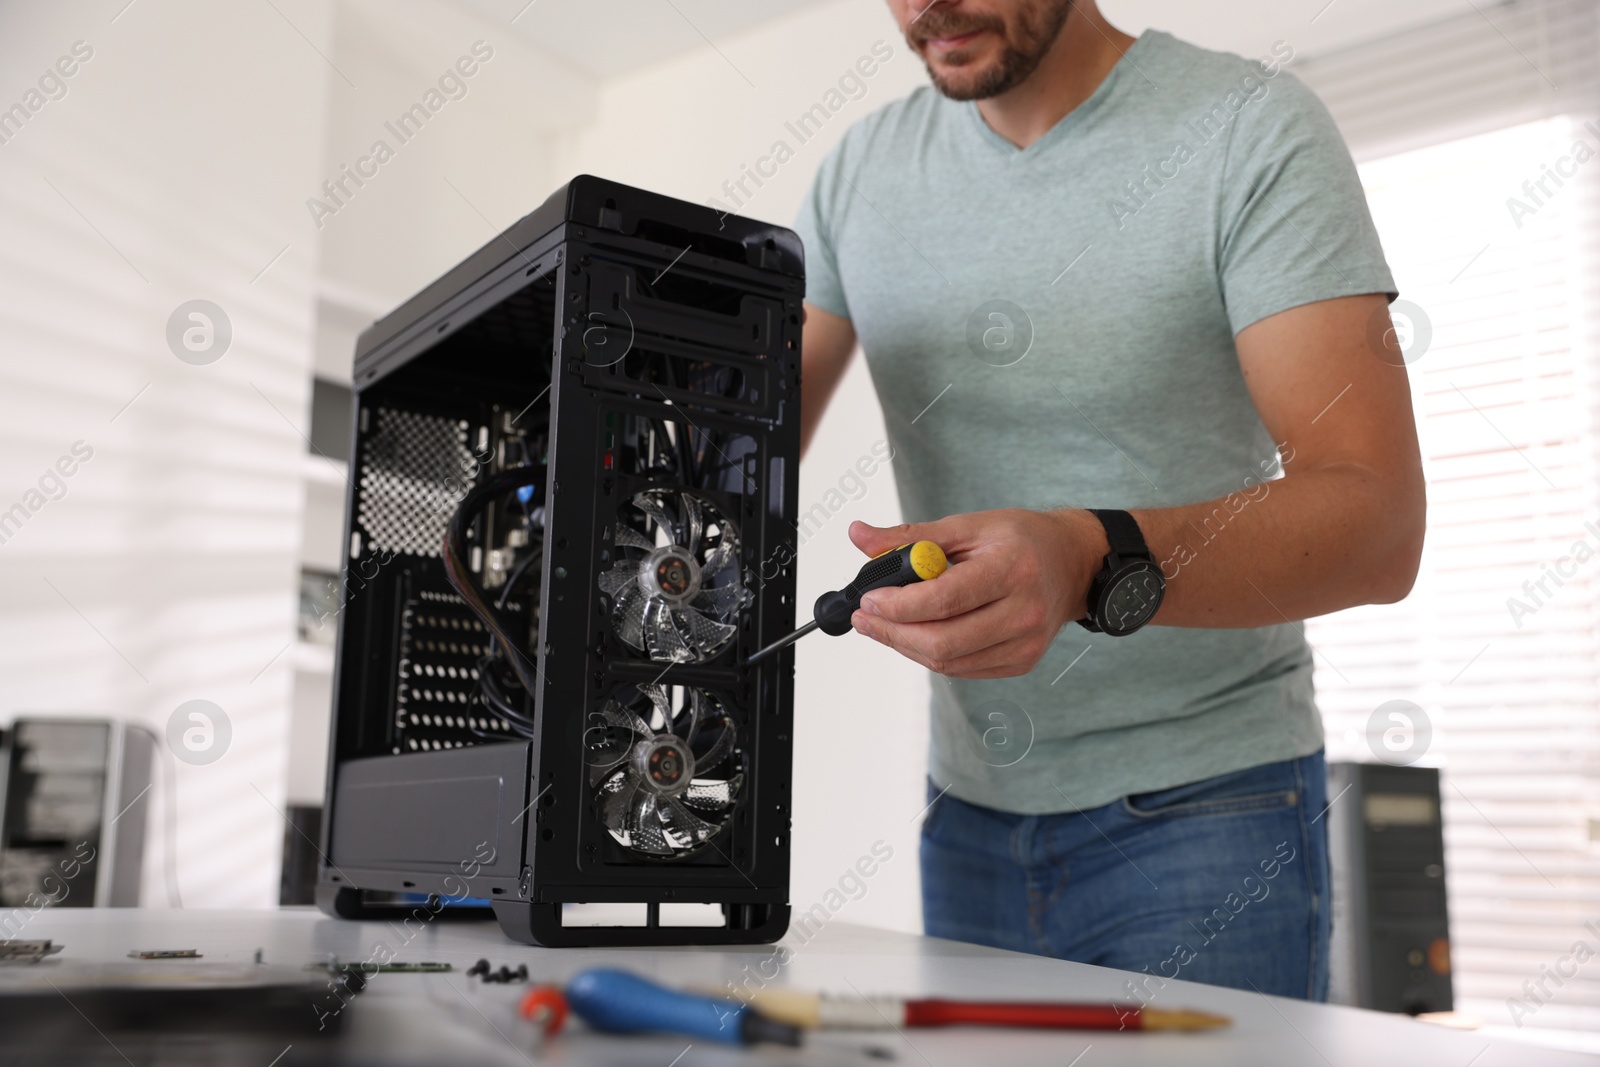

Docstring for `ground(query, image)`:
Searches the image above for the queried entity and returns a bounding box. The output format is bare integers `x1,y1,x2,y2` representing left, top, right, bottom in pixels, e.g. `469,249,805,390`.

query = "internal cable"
479,542,545,738
442,466,545,696
496,548,543,611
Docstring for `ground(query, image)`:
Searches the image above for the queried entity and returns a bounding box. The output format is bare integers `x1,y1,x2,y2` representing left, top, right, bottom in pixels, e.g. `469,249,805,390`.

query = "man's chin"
927,64,1003,102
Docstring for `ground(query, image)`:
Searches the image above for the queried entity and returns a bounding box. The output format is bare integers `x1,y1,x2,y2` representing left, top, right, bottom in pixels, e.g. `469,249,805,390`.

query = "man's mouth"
925,29,984,51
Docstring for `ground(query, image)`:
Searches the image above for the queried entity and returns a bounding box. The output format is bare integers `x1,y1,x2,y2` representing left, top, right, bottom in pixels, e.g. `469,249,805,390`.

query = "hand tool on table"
566,968,802,1047
518,985,569,1037
746,541,949,665
722,989,1231,1032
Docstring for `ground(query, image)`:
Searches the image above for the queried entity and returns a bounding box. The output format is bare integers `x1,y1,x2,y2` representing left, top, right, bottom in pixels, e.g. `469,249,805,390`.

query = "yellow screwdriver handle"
816,541,948,635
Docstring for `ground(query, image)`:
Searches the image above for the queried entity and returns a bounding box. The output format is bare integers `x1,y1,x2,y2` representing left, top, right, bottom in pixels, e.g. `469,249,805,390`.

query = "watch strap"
1088,508,1150,562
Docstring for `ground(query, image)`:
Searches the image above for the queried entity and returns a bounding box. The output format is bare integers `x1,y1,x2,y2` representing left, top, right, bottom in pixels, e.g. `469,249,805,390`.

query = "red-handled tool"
904,999,1227,1031
706,989,1230,1032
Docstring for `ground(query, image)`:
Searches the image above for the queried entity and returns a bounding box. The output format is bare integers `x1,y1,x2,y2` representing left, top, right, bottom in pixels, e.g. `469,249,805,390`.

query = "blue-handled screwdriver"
566,968,801,1047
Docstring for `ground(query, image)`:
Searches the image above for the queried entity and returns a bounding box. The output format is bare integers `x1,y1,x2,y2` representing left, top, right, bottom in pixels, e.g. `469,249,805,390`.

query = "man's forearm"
798,303,858,459
847,461,1423,679
1057,464,1425,629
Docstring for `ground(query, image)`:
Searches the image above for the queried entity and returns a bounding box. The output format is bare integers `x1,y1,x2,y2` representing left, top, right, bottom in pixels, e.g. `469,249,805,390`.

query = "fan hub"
639,545,702,605
633,735,695,795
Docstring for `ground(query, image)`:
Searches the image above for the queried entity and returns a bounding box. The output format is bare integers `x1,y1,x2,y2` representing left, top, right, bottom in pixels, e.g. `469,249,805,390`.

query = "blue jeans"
921,751,1331,1001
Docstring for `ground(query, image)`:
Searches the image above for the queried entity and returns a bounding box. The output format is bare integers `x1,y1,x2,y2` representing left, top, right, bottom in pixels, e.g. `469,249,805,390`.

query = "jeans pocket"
1121,787,1299,820
1120,761,1304,821
920,780,949,840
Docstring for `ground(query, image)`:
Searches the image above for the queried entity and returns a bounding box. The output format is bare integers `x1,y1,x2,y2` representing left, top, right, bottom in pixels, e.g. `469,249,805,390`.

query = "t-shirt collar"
962,28,1158,159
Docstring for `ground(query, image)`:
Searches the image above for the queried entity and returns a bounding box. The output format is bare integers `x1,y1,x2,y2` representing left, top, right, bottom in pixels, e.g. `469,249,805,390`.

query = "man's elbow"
1366,492,1426,605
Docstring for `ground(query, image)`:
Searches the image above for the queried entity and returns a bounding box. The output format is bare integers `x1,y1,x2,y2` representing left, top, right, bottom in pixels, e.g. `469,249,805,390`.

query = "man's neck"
974,7,1138,149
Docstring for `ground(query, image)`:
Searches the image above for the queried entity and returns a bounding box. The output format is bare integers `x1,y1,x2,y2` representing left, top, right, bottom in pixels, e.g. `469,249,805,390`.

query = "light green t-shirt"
794,30,1396,814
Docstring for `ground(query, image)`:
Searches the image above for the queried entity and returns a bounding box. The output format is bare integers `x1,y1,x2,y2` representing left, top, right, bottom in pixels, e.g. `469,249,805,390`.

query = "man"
793,0,1425,1000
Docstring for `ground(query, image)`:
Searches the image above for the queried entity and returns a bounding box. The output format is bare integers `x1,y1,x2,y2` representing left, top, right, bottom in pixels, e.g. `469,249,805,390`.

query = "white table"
6,908,1591,1066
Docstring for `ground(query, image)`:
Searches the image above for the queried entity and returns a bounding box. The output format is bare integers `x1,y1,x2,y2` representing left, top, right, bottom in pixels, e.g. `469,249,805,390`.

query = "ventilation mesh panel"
395,588,516,753
357,408,477,557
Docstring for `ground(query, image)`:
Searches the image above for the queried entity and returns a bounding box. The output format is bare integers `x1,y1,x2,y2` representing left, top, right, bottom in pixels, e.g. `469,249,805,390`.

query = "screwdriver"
566,968,801,1047
746,541,949,664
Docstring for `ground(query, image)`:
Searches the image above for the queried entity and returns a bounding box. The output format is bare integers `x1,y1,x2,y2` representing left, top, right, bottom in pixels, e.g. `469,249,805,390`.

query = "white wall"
315,0,599,308
0,0,330,907
555,0,935,934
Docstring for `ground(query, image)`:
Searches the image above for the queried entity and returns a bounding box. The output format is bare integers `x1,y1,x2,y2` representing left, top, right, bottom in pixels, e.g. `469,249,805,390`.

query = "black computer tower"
1327,762,1454,1013
315,176,802,946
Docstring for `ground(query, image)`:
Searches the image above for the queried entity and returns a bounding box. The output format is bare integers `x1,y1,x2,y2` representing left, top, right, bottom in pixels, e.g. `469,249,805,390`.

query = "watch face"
1101,561,1165,636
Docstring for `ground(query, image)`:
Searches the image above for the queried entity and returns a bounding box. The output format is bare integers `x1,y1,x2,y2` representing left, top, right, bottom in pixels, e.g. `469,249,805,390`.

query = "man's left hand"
847,510,1108,679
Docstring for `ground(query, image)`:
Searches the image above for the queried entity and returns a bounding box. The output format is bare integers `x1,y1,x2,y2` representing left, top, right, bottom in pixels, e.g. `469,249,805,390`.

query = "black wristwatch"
1078,509,1165,637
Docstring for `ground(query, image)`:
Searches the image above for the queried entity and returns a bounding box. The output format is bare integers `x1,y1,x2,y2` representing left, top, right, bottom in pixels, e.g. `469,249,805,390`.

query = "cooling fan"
585,684,744,856
599,488,749,662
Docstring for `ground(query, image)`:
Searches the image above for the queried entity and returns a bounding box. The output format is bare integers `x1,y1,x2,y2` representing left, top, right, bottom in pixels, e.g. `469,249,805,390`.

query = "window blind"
1296,0,1600,164
1296,0,1600,1033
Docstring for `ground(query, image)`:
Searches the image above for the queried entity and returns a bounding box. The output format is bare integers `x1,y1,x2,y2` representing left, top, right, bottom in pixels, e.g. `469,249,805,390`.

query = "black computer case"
315,176,802,946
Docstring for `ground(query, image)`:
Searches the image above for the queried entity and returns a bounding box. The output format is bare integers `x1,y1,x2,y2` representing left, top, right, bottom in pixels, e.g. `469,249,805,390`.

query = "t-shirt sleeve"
1217,70,1396,335
792,142,852,321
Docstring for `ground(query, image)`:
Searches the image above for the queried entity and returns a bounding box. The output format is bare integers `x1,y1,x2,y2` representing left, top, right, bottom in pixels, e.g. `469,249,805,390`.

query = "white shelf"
314,280,395,385
317,277,395,320
293,641,335,675
302,453,349,488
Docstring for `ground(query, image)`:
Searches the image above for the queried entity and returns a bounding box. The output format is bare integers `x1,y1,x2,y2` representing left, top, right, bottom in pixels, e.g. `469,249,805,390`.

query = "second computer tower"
1327,761,1454,1013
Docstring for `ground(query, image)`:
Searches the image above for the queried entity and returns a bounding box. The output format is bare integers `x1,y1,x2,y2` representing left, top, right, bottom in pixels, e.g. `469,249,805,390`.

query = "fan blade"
592,755,627,790
628,791,673,854
692,582,748,619
699,537,740,583
600,771,638,833
679,492,703,556
612,584,646,650
682,774,741,813
671,606,736,657
691,719,736,772
643,598,692,662
598,564,635,597
660,796,719,845
583,715,636,774
680,688,706,741
639,684,673,735
599,700,652,740
640,597,663,658
635,492,676,543
615,525,654,552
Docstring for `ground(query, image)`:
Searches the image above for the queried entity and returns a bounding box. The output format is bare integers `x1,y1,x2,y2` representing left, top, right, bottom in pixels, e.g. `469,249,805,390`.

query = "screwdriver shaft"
747,619,820,665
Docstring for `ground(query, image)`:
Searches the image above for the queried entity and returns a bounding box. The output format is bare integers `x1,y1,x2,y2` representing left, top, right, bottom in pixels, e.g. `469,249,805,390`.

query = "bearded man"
793,0,1424,999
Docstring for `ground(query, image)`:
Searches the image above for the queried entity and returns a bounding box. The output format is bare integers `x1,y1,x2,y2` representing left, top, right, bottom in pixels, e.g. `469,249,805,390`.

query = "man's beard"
909,1,1076,101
